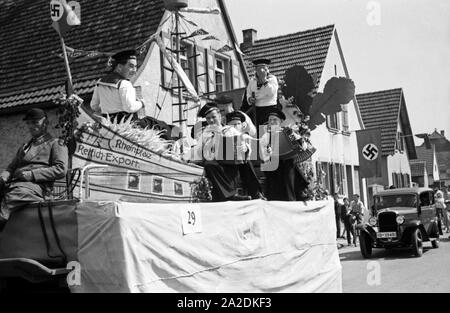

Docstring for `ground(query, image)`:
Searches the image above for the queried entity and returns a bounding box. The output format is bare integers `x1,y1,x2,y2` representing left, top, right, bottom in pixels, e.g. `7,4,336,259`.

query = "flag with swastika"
50,0,80,37
356,128,382,178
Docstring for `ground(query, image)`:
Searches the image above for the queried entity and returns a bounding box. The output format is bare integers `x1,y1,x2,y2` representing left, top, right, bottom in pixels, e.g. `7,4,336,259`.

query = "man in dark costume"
225,111,266,200
196,104,251,202
0,109,68,228
259,107,309,201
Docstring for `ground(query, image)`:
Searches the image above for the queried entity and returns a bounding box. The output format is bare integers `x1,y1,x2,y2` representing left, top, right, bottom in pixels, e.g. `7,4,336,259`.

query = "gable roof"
242,24,335,89
0,0,166,112
410,161,427,177
424,130,450,152
415,145,436,177
356,88,417,159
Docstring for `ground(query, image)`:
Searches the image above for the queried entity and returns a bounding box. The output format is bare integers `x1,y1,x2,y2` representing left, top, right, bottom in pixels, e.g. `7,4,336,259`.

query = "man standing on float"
90,50,144,122
246,58,279,131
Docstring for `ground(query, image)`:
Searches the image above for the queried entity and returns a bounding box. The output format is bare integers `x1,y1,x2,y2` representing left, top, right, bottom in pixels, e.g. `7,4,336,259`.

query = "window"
333,163,345,195
396,132,404,152
152,177,163,194
160,36,197,93
419,192,432,206
316,161,330,192
127,172,140,191
174,182,183,196
179,40,196,90
326,113,340,131
215,58,226,92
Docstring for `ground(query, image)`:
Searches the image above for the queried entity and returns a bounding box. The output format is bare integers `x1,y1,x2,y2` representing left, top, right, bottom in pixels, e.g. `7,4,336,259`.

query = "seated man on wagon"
0,108,68,229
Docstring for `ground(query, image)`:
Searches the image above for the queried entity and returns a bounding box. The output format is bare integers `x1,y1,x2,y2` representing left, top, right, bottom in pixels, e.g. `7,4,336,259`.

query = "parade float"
0,0,355,293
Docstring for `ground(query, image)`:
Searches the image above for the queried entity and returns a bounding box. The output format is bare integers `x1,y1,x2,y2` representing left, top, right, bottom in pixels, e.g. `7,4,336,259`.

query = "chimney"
441,130,445,137
240,29,257,51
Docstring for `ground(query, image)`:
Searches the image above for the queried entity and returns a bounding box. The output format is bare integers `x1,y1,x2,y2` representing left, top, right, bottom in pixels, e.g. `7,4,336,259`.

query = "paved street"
339,235,450,292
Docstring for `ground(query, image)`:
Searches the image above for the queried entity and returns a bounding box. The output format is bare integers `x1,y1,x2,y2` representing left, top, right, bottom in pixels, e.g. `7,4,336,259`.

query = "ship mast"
164,0,189,138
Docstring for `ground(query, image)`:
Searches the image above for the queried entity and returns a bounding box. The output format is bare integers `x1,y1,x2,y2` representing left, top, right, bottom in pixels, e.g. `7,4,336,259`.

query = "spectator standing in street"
341,197,357,246
350,194,366,225
435,190,449,233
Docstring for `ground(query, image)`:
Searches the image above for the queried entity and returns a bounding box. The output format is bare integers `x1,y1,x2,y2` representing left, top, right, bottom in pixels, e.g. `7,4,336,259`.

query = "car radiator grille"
378,212,398,232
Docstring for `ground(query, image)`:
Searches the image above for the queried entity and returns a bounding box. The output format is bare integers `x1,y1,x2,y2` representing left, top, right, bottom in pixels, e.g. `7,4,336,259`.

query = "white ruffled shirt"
90,79,143,114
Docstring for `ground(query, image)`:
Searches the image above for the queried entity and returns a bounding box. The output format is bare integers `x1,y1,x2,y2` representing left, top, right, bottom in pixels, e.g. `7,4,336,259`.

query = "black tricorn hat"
265,107,286,121
215,94,234,105
111,49,138,63
252,58,271,66
198,103,219,118
23,108,47,121
225,111,245,124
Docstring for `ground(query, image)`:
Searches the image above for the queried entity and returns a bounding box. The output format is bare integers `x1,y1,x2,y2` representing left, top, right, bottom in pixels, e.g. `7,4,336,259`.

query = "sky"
225,0,450,145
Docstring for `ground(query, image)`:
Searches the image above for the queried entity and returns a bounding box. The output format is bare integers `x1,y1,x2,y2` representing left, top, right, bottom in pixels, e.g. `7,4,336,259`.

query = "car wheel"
359,232,372,259
411,228,423,257
431,238,440,249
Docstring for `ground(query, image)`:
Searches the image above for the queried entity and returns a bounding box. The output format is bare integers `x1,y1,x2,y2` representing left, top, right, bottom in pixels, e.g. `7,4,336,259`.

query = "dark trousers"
335,215,341,239
238,162,262,198
343,215,356,244
204,161,239,202
264,159,306,201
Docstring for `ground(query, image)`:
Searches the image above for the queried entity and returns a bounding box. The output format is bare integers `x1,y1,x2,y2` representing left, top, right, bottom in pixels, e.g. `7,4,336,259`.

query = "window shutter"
206,50,215,94
341,104,349,132
230,59,241,89
195,46,207,95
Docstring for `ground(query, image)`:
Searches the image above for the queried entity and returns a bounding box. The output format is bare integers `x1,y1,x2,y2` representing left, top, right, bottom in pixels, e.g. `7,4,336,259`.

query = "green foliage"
190,176,212,202
54,94,84,155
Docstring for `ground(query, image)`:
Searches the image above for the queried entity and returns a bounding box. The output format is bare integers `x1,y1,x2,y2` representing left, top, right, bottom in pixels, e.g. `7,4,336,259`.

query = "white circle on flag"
362,143,379,161
50,0,64,22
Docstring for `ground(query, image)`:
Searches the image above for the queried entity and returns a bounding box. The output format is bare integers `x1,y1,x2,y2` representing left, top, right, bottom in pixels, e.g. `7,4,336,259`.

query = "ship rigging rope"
178,14,208,99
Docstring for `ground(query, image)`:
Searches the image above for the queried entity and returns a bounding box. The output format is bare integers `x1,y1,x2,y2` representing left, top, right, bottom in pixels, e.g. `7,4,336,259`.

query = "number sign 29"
180,206,203,235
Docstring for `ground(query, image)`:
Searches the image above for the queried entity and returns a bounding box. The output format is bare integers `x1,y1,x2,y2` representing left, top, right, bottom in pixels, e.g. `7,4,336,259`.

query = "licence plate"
377,232,397,239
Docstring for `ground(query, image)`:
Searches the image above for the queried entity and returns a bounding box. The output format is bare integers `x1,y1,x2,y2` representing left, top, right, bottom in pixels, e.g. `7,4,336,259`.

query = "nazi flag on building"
356,128,382,178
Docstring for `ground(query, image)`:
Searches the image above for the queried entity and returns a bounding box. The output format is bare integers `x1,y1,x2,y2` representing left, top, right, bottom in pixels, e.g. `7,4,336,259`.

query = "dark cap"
23,108,47,121
226,111,245,124
111,49,138,63
198,103,219,118
215,94,234,105
265,107,285,121
253,58,271,66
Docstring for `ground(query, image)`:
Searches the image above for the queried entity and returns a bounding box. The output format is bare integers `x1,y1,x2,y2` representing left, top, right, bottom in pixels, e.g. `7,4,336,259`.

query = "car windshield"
375,194,417,210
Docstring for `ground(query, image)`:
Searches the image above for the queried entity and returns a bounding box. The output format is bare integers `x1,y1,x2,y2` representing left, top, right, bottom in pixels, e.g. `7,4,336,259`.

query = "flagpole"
58,34,74,96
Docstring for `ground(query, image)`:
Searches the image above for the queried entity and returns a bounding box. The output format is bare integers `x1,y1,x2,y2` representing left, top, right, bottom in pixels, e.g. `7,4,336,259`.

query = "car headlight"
396,216,405,225
368,217,377,226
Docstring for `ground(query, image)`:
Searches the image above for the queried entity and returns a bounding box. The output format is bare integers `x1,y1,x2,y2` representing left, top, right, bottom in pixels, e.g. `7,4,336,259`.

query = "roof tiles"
242,25,335,89
0,0,165,110
356,88,403,156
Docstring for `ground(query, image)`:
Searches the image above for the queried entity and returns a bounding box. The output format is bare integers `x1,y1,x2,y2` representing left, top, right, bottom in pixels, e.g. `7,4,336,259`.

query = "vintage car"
358,187,441,258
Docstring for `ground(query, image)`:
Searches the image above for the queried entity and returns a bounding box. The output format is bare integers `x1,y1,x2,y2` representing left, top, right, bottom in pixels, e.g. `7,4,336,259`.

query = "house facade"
356,89,417,207
240,25,367,202
0,0,248,170
410,161,428,188
420,130,450,187
410,145,440,188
